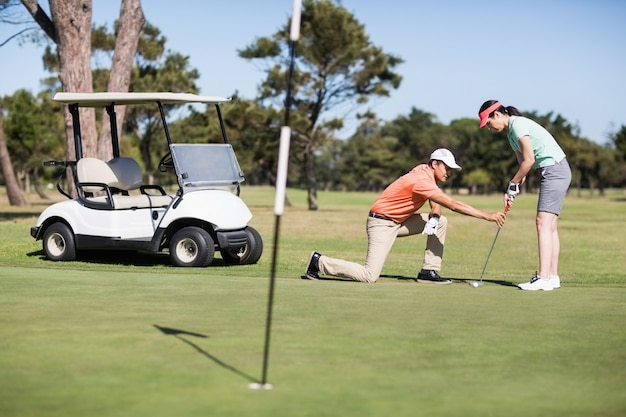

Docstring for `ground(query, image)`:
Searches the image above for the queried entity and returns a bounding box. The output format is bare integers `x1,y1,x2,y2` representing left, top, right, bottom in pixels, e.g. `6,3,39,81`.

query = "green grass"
0,187,625,417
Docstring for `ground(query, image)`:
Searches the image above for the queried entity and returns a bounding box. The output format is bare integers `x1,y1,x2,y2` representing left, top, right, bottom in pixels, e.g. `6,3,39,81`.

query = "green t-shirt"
507,116,566,168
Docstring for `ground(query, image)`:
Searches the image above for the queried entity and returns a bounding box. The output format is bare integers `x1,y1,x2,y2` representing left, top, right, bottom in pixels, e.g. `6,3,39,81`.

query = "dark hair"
479,100,522,118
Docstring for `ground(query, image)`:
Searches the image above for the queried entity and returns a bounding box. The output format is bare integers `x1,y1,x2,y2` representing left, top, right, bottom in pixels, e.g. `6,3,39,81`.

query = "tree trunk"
304,144,318,211
97,0,145,160
0,108,27,206
256,158,292,207
48,0,97,159
138,127,152,178
33,168,49,199
22,169,31,192
23,0,95,195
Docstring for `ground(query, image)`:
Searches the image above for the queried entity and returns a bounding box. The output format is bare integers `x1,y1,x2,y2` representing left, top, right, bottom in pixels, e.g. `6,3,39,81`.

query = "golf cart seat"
76,157,173,210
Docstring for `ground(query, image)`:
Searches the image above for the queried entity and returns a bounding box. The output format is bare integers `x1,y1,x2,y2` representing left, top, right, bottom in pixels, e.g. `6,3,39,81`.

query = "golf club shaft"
479,227,502,280
479,205,509,281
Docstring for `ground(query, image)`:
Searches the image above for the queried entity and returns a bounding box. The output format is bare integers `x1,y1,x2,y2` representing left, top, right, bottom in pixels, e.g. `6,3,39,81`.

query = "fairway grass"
1,187,625,417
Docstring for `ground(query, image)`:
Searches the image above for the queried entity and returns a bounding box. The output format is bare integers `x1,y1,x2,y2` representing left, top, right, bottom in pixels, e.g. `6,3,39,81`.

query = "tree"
609,126,626,189
611,125,626,162
0,100,27,206
96,0,144,159
3,90,65,198
5,1,203,190
448,117,514,194
463,168,491,195
337,117,399,192
126,50,200,182
382,108,445,172
239,0,402,210
61,20,200,182
216,96,284,186
20,0,95,159
594,145,622,195
20,0,144,163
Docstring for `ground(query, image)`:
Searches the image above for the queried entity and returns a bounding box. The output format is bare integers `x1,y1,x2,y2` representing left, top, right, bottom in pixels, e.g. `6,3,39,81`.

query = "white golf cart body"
30,92,263,267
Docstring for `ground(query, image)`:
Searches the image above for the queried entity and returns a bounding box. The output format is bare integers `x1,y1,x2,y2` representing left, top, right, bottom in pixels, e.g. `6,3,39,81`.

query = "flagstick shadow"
153,325,259,383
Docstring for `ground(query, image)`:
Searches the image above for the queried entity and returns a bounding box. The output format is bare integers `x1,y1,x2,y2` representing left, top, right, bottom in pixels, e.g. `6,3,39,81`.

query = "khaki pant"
318,213,447,283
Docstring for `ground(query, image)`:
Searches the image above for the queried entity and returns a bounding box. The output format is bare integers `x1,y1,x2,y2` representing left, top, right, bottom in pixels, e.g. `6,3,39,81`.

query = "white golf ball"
471,282,479,287
248,382,274,390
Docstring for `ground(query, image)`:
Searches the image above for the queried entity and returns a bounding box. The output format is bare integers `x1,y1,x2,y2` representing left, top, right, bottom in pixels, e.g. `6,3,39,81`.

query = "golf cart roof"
53,92,231,107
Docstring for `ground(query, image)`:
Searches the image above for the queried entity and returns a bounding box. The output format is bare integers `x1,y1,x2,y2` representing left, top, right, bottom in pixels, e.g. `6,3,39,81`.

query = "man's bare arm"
428,190,506,227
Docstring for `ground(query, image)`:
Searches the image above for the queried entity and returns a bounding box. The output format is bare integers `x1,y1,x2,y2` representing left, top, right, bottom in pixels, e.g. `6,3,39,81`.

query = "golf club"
469,205,510,288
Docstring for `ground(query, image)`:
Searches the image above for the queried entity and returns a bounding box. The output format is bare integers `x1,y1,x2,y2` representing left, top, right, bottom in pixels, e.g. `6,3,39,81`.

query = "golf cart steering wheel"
158,151,174,172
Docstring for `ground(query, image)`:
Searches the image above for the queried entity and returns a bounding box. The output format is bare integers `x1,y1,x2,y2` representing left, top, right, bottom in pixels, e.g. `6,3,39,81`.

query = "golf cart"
30,92,263,267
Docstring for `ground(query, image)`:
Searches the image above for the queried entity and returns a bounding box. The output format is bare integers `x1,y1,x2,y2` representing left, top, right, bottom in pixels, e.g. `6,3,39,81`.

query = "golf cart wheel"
42,222,76,261
169,226,214,267
220,226,263,265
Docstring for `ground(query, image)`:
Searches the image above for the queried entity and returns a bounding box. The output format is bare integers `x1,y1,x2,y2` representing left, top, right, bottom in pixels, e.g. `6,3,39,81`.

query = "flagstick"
249,0,301,391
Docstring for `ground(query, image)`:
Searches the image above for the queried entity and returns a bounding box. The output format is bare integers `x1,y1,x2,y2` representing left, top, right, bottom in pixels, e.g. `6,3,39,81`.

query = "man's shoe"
550,275,561,289
518,274,553,291
416,269,451,284
304,251,321,280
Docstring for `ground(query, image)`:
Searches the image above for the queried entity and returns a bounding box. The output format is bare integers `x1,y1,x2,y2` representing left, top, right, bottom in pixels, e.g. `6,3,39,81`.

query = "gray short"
537,158,571,215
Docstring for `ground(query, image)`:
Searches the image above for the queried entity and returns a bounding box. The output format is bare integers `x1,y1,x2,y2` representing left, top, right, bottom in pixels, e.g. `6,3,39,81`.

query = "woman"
478,100,571,291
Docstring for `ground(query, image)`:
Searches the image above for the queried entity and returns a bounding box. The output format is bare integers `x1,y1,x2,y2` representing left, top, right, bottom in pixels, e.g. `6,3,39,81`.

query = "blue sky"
1,0,625,144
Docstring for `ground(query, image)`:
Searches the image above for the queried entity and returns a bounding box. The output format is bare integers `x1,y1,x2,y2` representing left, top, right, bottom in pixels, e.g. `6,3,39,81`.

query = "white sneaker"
518,274,553,291
550,275,561,289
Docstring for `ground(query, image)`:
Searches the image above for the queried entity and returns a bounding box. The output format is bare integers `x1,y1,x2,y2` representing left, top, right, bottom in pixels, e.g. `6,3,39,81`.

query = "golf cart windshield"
171,143,245,191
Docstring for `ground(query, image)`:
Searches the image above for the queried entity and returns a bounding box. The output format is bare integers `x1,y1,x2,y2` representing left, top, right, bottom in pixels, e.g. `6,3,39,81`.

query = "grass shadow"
0,212,41,221
27,249,234,267
299,275,353,282
380,274,415,282
380,274,518,287
450,277,518,287
153,325,259,383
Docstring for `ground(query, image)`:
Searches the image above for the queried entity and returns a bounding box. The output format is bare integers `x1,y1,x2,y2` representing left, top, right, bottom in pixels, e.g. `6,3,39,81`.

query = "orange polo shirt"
370,164,440,223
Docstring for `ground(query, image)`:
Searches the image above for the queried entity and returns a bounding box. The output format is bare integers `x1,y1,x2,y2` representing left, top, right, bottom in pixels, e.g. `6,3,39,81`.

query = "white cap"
430,148,462,170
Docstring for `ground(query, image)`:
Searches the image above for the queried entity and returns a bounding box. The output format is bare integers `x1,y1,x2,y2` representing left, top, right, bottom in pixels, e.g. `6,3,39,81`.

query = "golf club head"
469,281,484,288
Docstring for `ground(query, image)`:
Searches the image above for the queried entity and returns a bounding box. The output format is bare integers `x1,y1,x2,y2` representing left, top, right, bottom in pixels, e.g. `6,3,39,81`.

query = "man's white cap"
430,148,462,170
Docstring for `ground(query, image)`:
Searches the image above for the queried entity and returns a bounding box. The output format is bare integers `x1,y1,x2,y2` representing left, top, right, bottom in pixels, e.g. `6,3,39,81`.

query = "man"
305,148,507,284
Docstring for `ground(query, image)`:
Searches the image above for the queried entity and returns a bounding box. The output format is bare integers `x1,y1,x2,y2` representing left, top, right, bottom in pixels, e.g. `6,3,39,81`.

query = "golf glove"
422,216,439,235
504,181,520,205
